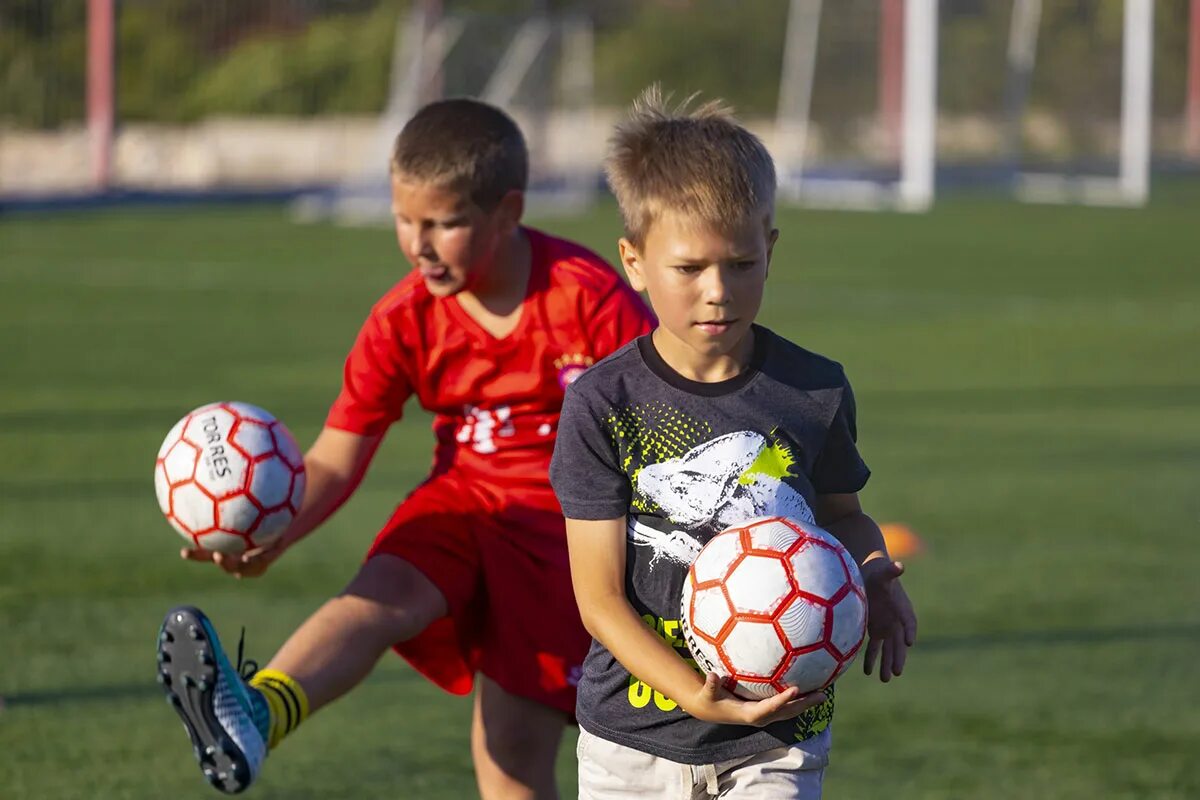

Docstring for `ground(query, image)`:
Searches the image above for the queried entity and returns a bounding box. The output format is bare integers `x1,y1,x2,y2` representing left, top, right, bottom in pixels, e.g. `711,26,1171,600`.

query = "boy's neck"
650,326,757,383
456,228,532,336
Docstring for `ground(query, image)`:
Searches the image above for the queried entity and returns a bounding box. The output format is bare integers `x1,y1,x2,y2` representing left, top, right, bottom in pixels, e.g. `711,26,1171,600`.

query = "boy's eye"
734,260,758,270
674,264,704,275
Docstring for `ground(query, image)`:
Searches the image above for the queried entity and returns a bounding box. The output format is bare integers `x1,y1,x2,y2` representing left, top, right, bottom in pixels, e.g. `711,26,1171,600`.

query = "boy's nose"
409,230,434,262
702,267,733,305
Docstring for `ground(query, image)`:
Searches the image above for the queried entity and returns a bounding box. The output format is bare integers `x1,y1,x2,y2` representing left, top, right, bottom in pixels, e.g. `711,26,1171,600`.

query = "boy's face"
390,175,521,298
620,211,778,364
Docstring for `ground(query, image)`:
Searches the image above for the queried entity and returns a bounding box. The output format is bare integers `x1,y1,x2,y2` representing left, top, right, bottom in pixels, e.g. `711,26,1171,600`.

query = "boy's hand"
688,672,828,728
180,536,287,579
860,558,917,682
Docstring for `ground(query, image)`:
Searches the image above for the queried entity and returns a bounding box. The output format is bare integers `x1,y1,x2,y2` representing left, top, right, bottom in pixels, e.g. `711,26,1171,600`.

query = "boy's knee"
473,679,565,776
336,555,448,639
479,715,554,765
472,720,560,800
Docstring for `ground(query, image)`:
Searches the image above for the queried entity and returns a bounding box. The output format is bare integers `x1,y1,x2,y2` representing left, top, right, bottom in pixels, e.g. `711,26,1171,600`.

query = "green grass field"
2,189,1199,799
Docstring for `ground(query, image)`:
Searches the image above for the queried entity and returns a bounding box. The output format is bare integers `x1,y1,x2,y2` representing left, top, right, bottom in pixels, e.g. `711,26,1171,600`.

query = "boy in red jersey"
155,98,653,797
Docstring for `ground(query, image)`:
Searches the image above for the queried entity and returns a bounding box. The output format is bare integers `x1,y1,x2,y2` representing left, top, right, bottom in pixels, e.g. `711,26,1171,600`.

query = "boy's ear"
765,228,780,279
618,238,647,292
495,189,524,230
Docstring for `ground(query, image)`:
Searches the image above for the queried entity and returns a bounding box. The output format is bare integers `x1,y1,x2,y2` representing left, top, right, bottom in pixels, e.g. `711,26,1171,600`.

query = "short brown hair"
390,98,528,209
605,86,776,246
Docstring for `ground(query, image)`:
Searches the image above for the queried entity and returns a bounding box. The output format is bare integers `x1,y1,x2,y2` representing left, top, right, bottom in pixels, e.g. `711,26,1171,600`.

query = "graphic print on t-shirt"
608,403,815,571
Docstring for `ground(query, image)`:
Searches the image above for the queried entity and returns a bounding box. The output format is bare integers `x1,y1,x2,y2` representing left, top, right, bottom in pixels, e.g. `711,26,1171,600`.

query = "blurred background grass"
1,191,1198,797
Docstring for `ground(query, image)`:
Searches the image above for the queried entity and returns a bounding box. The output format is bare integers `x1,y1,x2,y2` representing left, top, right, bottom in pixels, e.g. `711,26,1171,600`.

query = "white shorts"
576,726,831,800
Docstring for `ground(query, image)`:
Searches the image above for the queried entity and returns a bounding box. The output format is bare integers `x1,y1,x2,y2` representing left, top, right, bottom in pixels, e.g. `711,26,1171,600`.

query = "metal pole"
87,0,115,190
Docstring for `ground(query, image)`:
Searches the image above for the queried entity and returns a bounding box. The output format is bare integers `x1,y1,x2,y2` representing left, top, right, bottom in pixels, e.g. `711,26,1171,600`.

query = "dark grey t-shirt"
549,326,870,765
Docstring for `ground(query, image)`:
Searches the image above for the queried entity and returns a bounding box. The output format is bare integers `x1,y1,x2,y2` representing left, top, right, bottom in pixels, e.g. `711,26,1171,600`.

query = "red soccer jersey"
326,227,655,488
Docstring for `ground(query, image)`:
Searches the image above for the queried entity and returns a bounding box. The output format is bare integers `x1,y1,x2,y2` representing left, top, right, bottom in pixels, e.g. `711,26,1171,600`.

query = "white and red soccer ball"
154,402,306,555
680,516,867,699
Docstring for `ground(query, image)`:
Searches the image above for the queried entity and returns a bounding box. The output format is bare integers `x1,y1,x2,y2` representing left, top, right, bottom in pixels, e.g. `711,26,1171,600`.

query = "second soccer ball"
154,401,306,555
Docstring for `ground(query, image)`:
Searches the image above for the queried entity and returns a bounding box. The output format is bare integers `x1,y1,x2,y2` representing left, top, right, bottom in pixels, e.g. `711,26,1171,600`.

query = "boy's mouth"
420,265,451,282
695,319,737,334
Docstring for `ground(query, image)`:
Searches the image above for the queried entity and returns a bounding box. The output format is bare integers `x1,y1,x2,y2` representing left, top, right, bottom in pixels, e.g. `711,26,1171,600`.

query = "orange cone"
881,523,925,560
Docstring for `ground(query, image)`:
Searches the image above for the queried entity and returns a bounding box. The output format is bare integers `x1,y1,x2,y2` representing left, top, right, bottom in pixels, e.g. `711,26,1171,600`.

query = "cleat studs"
188,624,202,640
196,678,210,692
200,653,214,666
157,670,171,686
166,693,181,707
157,651,171,664
160,630,174,644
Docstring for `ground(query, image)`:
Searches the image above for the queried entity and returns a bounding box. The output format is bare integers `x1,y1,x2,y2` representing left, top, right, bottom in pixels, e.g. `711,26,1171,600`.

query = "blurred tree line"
0,0,1194,128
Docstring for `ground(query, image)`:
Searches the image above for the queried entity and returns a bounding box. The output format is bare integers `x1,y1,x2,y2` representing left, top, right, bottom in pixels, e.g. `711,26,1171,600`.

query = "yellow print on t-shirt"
626,614,701,712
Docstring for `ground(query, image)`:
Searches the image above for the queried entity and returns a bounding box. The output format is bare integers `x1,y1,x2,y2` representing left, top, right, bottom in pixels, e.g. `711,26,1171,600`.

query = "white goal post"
774,0,939,212
1014,0,1154,207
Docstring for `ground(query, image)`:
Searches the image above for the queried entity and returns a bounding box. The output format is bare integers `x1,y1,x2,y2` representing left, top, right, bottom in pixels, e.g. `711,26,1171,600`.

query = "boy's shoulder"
757,327,851,393
529,227,626,298
367,269,431,322
565,337,645,398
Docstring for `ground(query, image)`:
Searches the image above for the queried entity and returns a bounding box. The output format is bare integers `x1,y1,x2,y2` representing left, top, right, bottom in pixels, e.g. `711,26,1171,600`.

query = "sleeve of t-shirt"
325,309,413,436
550,382,632,520
810,377,871,495
586,281,655,359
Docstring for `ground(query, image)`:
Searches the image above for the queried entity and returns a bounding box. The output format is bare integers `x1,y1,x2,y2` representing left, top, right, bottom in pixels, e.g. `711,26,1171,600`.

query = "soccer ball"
680,516,867,699
154,402,306,554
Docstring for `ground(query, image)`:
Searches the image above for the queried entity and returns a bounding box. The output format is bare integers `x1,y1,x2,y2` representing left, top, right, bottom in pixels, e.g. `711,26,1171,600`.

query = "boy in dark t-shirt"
549,88,918,798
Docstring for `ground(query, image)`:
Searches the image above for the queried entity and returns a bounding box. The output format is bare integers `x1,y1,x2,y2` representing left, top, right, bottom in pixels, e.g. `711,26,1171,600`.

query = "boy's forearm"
279,458,360,547
580,592,707,715
279,429,381,549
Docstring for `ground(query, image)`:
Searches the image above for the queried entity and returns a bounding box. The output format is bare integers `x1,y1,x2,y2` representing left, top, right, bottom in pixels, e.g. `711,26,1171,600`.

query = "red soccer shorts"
366,470,589,716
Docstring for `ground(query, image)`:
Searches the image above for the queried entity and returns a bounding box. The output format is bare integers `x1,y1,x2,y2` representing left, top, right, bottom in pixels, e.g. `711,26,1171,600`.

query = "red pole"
87,0,115,190
1186,0,1200,157
879,0,905,163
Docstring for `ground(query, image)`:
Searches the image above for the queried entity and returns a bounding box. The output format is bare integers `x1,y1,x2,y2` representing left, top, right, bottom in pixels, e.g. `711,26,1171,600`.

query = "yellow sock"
249,668,310,749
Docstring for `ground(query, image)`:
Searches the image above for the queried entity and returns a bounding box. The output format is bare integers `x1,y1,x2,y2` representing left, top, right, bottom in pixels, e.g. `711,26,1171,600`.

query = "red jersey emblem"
554,354,595,390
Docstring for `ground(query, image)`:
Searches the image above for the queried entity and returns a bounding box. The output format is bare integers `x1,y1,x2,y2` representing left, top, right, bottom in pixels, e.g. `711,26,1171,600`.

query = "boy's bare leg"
471,674,567,800
265,554,449,711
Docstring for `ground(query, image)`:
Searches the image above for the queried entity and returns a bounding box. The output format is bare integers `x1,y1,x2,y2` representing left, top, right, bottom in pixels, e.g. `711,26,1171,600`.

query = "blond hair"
390,98,527,209
605,86,776,246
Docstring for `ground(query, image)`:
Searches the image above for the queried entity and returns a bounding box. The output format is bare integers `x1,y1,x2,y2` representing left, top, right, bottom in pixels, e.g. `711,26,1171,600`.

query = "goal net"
295,4,598,225
774,0,1158,211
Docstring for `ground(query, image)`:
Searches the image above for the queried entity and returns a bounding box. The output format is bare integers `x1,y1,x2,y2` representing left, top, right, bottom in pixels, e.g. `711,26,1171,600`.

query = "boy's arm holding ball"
182,426,382,577
816,492,918,682
565,516,828,727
